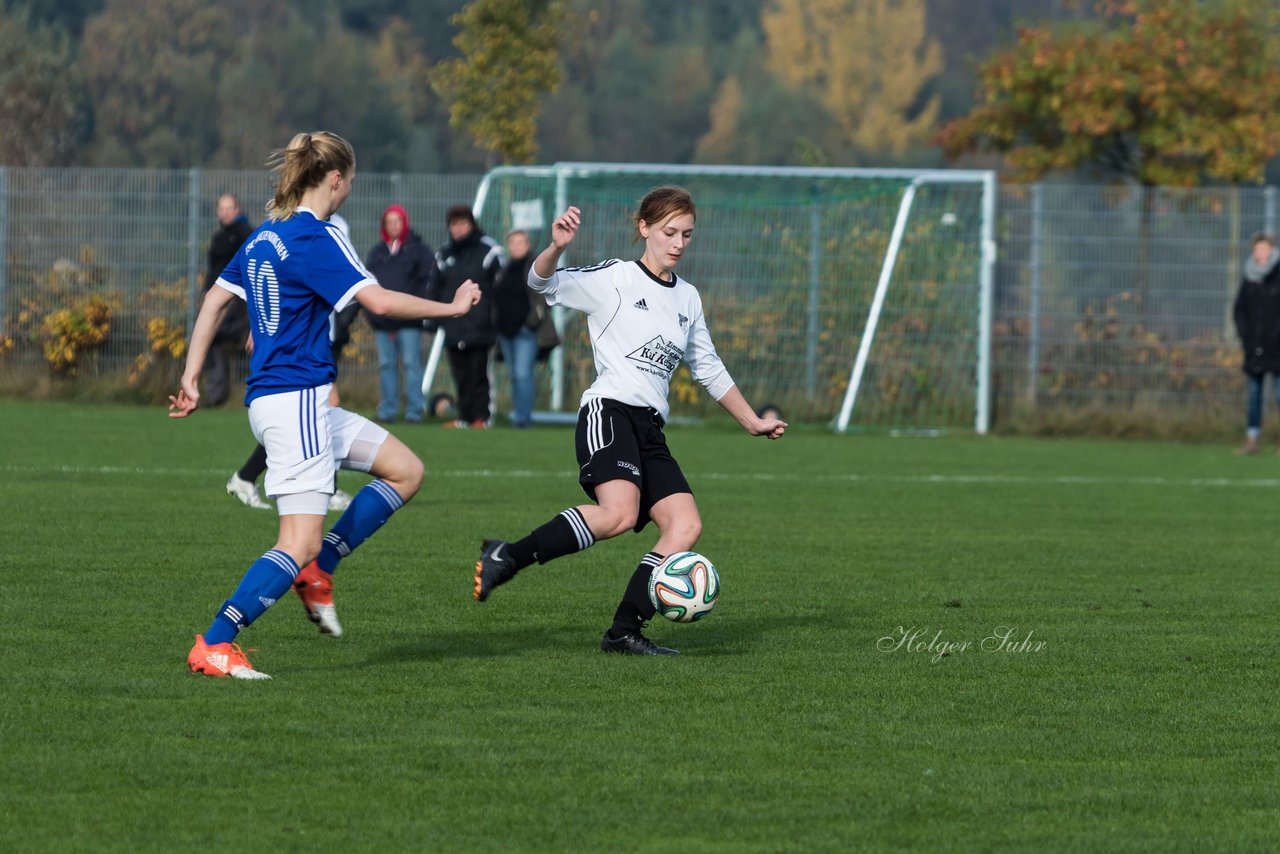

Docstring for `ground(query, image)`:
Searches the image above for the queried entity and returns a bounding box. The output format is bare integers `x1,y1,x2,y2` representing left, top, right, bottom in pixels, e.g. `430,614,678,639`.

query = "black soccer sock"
237,443,268,483
509,507,596,569
609,551,664,637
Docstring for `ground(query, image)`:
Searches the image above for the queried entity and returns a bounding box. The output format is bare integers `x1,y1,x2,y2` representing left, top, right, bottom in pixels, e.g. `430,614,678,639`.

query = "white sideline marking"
5,464,1280,489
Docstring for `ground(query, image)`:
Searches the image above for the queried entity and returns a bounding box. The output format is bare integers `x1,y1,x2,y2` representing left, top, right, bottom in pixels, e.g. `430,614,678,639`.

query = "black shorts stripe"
574,397,692,533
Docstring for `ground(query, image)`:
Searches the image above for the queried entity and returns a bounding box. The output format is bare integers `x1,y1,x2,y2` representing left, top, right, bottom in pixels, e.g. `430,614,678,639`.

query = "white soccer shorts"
248,383,389,515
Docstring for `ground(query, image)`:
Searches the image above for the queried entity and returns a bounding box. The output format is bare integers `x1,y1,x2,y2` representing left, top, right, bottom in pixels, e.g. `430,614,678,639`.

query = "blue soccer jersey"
216,207,376,404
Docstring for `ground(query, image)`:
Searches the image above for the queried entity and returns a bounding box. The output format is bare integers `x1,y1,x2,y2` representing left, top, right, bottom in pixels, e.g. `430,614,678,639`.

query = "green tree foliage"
0,7,86,166
430,0,564,165
695,29,837,165
923,0,1094,125
937,0,1280,185
14,0,1218,172
539,0,727,165
4,0,103,36
81,0,237,167
761,0,942,160
78,1,429,171
336,0,467,60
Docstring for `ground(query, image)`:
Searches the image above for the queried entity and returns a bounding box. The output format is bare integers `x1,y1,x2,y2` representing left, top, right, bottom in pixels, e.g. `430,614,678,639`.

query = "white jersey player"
474,187,786,656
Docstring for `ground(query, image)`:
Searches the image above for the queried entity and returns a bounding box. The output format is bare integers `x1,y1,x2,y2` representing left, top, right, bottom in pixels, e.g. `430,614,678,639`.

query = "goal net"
434,163,994,433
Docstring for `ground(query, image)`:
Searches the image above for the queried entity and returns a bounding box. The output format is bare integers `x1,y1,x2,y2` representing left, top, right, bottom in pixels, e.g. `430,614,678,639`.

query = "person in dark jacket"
366,204,437,423
493,229,557,427
202,193,254,406
431,204,503,427
1232,231,1280,455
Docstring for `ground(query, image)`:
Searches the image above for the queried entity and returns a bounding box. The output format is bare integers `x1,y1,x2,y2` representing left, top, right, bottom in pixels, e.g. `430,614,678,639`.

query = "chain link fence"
0,168,482,406
993,183,1272,433
0,167,1269,432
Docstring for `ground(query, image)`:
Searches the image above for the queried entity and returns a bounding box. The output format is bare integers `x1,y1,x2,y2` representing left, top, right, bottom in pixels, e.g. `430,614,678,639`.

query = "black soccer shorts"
574,397,692,532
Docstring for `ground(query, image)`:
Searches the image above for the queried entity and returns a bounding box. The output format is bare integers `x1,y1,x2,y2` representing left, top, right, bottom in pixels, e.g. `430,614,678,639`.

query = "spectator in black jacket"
493,229,556,427
431,204,503,427
1233,231,1280,455
202,193,254,406
367,204,437,423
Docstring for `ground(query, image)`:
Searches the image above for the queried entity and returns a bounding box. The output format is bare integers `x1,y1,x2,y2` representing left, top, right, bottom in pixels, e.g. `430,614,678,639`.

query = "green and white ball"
648,551,720,623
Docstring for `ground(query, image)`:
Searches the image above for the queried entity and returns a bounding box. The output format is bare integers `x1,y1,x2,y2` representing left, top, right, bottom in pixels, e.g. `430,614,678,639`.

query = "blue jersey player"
171,131,481,679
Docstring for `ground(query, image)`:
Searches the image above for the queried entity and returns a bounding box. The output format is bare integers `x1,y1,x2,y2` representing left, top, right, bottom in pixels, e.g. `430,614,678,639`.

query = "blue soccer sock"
316,479,405,574
204,549,300,645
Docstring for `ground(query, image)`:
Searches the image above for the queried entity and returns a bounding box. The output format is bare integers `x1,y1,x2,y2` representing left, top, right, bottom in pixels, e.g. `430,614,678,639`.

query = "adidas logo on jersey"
634,299,649,310
678,313,689,328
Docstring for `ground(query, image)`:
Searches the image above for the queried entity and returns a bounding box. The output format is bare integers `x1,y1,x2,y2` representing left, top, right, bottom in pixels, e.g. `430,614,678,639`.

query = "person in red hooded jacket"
366,204,438,423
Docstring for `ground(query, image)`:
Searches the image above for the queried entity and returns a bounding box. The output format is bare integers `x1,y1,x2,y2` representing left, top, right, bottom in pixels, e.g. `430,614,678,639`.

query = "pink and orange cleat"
187,634,271,680
292,561,343,637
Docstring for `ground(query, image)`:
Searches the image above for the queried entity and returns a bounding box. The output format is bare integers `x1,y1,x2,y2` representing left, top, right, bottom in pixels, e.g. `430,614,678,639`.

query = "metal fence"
992,183,1271,427
0,167,1270,429
0,167,483,403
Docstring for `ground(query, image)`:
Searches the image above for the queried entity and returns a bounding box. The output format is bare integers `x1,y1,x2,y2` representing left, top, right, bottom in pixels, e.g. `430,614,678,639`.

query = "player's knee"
376,447,423,498
397,455,425,499
599,508,638,539
685,517,703,547
670,516,702,550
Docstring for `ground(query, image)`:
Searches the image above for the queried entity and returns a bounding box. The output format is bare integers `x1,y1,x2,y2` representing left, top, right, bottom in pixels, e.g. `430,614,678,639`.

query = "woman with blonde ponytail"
170,131,482,679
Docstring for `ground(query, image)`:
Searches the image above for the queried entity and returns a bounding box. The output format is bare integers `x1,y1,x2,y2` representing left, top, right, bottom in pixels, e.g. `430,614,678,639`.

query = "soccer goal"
425,163,995,433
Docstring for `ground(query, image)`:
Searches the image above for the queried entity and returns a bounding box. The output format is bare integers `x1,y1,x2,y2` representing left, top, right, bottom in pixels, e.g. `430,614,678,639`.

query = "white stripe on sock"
263,549,299,578
369,479,404,511
561,508,594,551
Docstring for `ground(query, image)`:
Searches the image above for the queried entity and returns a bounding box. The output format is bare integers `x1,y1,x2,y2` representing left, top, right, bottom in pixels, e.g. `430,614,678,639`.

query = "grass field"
1,399,1278,852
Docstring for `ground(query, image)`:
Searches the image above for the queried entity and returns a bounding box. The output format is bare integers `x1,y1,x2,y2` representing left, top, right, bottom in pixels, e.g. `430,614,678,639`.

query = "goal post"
426,163,995,433
835,171,997,434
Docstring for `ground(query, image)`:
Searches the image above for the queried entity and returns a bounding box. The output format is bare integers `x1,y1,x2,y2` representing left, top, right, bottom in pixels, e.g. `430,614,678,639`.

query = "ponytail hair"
265,131,355,221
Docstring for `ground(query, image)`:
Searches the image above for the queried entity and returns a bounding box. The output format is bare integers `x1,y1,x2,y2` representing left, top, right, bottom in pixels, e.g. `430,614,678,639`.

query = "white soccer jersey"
529,259,734,422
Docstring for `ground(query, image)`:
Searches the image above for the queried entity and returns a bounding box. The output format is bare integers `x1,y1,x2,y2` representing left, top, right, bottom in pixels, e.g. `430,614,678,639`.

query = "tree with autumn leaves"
698,0,941,165
430,0,564,166
938,0,1280,186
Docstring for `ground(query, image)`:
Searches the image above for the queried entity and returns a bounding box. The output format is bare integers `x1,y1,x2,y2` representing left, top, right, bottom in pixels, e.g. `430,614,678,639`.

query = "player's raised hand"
452,279,482,314
167,375,201,418
551,206,580,250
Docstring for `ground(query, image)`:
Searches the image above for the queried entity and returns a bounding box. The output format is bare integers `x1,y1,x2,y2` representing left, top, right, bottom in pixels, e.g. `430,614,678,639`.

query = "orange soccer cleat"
292,561,343,637
187,634,271,680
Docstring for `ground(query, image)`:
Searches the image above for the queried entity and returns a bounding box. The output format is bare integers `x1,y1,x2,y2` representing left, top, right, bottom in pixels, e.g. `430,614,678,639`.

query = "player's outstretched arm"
532,206,580,279
715,385,787,440
169,286,234,418
357,279,480,321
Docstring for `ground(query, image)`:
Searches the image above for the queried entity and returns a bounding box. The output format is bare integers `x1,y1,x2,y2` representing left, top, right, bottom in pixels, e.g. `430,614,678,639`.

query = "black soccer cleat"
474,539,518,602
599,629,679,656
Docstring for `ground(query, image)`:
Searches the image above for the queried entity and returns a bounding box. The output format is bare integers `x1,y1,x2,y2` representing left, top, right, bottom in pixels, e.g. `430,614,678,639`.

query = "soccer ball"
648,551,720,623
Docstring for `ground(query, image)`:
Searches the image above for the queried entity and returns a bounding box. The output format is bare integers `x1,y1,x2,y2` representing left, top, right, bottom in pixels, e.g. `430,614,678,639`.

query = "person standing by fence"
366,204,437,424
431,204,503,428
493,229,558,428
201,193,253,407
1232,231,1280,455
